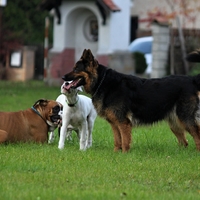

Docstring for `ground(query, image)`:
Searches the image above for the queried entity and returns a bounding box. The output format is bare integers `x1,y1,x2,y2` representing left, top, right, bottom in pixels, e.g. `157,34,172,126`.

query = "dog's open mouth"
63,78,82,90
50,115,62,125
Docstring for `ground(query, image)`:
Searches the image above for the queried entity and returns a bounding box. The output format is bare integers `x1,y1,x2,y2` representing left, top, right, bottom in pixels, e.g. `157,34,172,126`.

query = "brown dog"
0,99,62,144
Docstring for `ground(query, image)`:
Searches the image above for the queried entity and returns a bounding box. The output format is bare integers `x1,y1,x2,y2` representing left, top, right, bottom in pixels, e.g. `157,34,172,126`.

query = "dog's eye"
53,105,61,113
74,62,85,72
74,67,79,73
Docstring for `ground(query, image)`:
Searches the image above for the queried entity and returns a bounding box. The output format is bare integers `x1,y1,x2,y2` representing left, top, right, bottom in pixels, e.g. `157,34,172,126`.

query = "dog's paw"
79,146,87,151
48,140,53,144
58,145,64,150
86,142,92,149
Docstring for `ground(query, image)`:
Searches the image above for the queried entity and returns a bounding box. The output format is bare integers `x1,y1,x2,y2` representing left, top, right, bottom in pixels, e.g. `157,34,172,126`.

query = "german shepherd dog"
62,49,200,153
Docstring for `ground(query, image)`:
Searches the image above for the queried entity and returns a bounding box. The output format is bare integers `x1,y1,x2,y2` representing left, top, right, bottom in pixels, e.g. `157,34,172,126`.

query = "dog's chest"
93,99,104,116
65,107,85,126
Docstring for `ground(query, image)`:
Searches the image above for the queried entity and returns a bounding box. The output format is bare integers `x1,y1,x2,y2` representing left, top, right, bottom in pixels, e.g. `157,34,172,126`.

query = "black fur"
186,49,200,63
62,49,200,152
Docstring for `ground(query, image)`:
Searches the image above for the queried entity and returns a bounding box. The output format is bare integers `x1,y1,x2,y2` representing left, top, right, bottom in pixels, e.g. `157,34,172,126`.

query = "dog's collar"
66,97,79,107
61,94,79,107
92,69,107,98
31,106,47,124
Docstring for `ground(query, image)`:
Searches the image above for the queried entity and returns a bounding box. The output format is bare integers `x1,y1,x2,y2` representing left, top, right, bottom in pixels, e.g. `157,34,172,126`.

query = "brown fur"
0,99,62,144
62,49,200,152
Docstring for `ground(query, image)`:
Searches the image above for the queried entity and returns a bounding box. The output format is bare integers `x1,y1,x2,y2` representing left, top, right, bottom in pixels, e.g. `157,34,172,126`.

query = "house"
131,0,200,31
43,0,132,85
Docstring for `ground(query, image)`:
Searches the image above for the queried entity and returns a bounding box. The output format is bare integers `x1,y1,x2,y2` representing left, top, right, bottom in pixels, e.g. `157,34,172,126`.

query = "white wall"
109,0,131,52
51,0,132,57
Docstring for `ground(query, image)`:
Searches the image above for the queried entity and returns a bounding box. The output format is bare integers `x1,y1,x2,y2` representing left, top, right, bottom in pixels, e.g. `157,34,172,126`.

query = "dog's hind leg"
169,126,188,147
168,114,188,147
86,116,95,149
186,125,200,150
0,130,8,143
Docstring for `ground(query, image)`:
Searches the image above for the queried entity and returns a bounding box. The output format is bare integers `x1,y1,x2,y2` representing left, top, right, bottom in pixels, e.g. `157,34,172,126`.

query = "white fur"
50,82,97,150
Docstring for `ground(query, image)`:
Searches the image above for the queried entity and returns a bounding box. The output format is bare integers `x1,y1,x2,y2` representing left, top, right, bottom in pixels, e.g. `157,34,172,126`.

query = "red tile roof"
102,0,121,12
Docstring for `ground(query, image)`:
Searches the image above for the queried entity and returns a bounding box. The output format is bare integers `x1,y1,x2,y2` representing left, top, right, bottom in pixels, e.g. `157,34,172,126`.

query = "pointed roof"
102,0,121,12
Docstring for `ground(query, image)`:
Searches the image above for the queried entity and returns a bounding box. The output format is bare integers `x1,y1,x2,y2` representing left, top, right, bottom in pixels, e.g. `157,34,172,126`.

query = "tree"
2,0,50,44
0,0,52,68
143,0,200,74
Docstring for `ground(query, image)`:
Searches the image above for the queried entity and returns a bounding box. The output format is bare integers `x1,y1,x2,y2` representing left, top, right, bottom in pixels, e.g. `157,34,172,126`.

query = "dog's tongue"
64,82,73,91
64,79,79,90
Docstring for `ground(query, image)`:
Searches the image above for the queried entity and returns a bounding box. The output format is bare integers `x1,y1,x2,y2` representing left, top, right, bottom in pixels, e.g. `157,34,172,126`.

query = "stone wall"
151,23,170,78
108,51,135,75
47,48,75,85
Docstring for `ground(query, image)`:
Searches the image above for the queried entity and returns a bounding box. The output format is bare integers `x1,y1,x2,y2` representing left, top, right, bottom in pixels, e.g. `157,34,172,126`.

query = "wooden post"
44,16,49,82
176,16,189,74
170,25,174,75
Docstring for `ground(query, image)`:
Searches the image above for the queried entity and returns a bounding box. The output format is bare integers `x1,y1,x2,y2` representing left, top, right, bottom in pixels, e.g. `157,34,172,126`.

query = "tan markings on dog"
63,49,200,152
103,108,132,152
92,99,103,116
186,126,200,150
167,107,186,145
84,61,98,93
126,112,139,127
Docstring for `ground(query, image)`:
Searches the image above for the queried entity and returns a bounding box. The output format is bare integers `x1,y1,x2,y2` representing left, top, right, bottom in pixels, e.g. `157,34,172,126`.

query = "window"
83,17,98,42
10,50,22,68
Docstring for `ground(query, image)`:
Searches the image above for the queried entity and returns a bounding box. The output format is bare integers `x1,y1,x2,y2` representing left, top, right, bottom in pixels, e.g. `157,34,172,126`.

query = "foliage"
0,81,200,199
189,63,200,76
2,0,51,45
143,0,200,28
133,52,147,74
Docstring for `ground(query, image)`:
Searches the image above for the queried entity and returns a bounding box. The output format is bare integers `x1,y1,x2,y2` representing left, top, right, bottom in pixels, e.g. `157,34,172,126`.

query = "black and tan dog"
0,99,62,144
62,49,200,153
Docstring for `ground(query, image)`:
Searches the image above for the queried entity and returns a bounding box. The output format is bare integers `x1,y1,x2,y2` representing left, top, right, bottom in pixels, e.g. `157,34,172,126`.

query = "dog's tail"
193,74,200,91
186,49,200,63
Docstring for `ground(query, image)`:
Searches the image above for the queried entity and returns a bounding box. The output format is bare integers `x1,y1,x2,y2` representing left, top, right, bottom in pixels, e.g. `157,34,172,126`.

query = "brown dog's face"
62,49,98,93
33,99,63,126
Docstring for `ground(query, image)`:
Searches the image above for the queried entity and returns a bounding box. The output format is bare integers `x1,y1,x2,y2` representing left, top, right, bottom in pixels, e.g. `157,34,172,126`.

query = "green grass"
0,80,200,200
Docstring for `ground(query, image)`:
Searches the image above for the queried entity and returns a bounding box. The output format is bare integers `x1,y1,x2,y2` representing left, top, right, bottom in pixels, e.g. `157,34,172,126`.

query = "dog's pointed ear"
81,49,94,62
33,99,48,107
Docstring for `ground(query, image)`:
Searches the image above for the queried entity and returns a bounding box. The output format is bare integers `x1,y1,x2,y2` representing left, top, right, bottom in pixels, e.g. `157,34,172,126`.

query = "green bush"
133,52,147,74
189,63,200,76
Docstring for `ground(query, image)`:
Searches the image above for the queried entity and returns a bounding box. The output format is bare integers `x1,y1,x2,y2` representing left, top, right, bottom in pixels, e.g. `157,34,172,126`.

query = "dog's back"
0,109,48,142
61,49,200,152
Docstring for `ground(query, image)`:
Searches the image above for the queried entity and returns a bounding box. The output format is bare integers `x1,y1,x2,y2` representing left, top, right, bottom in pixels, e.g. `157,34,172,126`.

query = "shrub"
133,52,147,74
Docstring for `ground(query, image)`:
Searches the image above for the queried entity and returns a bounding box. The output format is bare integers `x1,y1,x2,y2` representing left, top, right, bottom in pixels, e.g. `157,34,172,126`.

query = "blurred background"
1,0,200,85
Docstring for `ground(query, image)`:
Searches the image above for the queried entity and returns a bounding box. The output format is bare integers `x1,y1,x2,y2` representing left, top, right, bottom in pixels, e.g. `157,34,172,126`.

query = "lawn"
0,80,200,200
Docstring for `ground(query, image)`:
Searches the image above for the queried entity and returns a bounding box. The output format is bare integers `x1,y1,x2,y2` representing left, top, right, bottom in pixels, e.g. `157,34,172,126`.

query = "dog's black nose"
65,82,69,86
62,76,66,80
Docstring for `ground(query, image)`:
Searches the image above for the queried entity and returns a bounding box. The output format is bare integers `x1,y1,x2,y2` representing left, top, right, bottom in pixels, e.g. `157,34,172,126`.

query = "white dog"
50,81,97,150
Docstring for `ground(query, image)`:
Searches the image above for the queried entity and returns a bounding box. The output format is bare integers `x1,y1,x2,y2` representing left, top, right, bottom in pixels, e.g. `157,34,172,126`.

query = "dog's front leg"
58,119,69,150
79,121,88,150
86,117,94,149
0,130,8,143
48,131,54,144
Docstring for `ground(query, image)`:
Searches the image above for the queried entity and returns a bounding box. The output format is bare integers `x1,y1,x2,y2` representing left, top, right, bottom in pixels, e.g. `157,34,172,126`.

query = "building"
46,0,132,85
